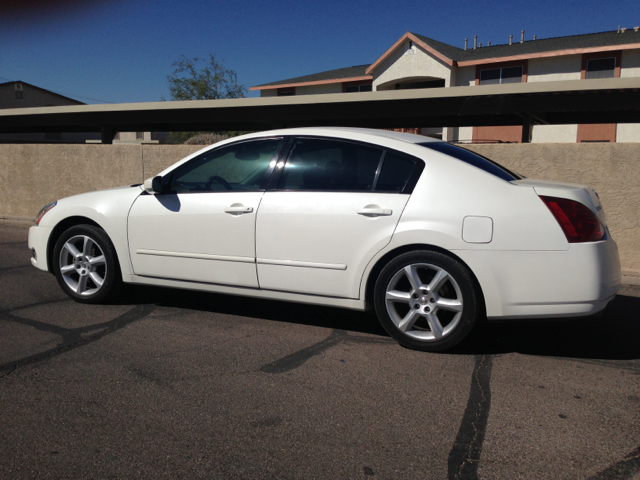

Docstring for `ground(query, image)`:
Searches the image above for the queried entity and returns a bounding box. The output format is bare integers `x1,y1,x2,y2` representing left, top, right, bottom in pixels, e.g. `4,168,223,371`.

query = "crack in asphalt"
0,303,155,378
587,446,640,480
0,297,70,317
563,357,640,376
260,329,348,374
260,329,392,374
0,264,32,272
447,354,493,480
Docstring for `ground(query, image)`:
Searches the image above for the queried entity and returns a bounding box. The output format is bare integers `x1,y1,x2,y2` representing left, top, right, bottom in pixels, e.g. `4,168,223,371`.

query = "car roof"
252,127,443,145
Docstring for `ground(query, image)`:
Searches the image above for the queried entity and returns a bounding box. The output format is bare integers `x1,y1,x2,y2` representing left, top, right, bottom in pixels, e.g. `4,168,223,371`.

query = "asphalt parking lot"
1,221,639,480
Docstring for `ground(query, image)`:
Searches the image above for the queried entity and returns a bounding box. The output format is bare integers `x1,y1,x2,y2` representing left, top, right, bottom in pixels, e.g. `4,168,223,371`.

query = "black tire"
373,250,481,352
53,224,122,304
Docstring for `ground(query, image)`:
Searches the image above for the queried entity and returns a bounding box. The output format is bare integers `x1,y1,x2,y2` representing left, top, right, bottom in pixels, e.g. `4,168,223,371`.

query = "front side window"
479,66,523,85
278,138,383,191
168,139,282,193
586,57,615,79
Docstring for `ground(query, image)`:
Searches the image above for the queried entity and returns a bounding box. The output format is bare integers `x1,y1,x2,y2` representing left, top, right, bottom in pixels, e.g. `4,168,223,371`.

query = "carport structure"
0,77,639,144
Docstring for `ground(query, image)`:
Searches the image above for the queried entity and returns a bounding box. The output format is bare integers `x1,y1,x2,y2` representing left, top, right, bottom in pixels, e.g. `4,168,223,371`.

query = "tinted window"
279,138,383,191
420,142,520,182
169,139,281,193
586,58,615,79
376,152,417,192
479,68,500,85
501,66,523,84
479,66,523,85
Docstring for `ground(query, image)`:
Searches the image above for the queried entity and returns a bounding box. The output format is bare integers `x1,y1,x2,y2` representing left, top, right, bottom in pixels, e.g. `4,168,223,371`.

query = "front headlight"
35,201,57,226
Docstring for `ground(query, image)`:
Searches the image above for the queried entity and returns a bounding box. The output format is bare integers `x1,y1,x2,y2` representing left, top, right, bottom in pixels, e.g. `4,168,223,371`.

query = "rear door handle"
356,207,392,217
224,205,254,215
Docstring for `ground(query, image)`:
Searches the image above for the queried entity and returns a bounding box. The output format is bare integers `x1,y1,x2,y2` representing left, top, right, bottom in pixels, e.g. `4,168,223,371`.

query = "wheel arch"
46,216,103,274
363,243,486,316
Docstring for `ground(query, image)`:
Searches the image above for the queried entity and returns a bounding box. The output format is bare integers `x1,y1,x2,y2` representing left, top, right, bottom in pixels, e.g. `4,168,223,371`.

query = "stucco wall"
0,143,637,276
621,49,640,77
0,144,201,219
531,124,578,143
454,66,476,87
372,41,453,89
616,123,640,142
528,55,582,82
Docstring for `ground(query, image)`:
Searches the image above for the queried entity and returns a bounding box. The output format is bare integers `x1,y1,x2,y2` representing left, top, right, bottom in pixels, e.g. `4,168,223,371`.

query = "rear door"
255,137,422,299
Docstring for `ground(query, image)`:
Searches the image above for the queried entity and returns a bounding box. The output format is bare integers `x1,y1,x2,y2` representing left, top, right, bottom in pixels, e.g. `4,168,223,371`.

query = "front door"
128,138,283,287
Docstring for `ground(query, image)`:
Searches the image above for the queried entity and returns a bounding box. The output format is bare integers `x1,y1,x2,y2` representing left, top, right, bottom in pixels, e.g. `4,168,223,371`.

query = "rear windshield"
419,142,521,182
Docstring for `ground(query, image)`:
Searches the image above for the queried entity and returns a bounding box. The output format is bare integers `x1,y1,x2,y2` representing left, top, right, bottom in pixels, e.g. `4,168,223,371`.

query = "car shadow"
453,292,640,361
114,285,640,362
115,284,388,337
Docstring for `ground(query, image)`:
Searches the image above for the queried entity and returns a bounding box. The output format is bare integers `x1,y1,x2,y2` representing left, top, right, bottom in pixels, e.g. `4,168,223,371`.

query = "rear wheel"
374,250,481,352
53,224,122,304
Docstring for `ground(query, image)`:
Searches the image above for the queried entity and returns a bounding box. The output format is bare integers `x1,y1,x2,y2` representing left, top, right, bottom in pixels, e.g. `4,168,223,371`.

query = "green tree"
164,55,247,143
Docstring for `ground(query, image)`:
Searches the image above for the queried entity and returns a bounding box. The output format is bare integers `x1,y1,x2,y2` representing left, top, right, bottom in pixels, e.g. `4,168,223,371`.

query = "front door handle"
224,205,254,215
356,206,392,217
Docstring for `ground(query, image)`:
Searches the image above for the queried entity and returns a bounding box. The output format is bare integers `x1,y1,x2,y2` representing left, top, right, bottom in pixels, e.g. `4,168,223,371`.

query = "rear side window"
420,142,520,182
279,138,383,191
375,152,417,192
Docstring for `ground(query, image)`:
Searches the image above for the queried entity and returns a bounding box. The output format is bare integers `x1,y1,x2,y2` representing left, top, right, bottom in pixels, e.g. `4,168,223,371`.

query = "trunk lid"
512,178,606,226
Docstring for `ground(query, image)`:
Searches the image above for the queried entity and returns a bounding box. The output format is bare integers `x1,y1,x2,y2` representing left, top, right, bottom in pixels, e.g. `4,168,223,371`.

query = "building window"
277,87,295,96
479,66,523,85
586,58,615,79
345,84,372,93
136,132,144,140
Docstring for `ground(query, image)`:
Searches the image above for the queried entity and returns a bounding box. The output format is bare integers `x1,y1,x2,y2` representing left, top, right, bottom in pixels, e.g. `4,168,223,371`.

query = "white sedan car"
28,127,621,351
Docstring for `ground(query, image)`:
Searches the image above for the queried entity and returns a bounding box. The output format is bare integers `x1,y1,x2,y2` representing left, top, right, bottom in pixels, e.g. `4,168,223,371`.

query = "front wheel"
53,224,122,304
373,250,481,352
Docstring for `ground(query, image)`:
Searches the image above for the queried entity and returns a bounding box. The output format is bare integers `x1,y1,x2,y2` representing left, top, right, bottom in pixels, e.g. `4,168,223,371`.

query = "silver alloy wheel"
58,235,107,296
385,263,463,341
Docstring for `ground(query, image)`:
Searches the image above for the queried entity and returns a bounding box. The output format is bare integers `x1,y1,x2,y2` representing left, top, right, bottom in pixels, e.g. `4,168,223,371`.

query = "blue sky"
1,0,637,104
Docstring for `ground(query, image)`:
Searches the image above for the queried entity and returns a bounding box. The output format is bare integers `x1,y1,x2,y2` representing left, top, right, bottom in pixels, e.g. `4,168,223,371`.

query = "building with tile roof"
251,28,640,143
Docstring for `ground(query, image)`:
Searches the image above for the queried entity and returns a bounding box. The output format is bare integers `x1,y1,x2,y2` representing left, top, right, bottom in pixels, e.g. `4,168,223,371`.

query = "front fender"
39,186,143,277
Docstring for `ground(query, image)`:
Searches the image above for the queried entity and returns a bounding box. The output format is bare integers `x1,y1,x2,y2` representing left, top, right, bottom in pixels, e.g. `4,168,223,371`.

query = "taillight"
539,196,604,243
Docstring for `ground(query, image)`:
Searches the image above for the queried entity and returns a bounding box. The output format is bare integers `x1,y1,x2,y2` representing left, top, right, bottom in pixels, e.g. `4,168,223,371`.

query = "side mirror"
143,176,164,194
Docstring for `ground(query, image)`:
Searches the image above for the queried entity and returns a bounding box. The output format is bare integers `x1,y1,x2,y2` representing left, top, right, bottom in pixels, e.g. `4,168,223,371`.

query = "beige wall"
616,123,640,142
454,66,476,87
0,144,200,219
0,143,638,275
528,55,582,82
621,49,640,77
531,124,578,143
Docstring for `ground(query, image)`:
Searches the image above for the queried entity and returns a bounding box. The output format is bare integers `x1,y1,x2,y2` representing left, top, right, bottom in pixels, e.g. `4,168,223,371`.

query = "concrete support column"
101,126,118,145
521,114,532,143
